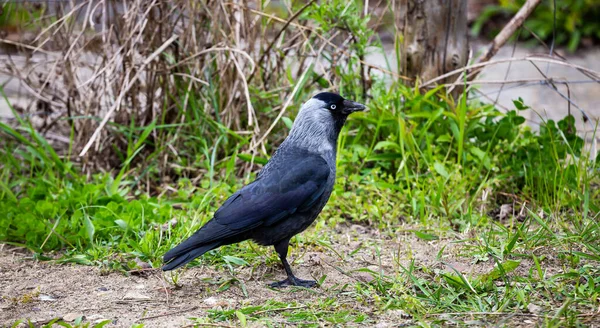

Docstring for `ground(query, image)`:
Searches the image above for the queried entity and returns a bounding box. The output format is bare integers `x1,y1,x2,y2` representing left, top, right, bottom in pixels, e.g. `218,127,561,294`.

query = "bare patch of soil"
0,225,527,327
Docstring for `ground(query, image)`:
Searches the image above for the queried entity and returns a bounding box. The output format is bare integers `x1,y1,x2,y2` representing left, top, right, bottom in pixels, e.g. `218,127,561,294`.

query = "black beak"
342,99,366,114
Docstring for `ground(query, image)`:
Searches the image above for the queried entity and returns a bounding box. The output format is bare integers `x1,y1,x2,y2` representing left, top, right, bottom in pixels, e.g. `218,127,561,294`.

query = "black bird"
162,92,366,287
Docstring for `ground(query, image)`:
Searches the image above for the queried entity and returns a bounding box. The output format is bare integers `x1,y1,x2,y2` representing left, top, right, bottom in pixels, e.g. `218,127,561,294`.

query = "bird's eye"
330,104,336,110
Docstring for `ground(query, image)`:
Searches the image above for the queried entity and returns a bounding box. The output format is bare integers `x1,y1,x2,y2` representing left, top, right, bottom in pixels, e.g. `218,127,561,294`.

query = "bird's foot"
269,277,317,288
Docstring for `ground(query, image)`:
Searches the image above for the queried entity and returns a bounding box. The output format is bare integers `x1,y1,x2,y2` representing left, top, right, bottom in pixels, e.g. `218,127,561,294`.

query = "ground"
0,223,562,328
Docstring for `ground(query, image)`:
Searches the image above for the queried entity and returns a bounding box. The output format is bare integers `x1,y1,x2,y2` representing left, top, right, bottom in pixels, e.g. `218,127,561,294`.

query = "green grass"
1,85,599,326
1,0,599,326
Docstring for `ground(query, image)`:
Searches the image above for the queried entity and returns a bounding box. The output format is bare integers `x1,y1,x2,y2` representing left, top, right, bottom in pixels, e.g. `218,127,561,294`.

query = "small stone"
203,296,219,306
63,313,83,322
134,258,152,269
496,204,513,220
160,218,178,231
389,309,411,319
306,253,321,266
39,294,56,301
350,224,367,234
87,314,107,323
355,271,374,283
464,320,485,325
527,303,542,314
123,291,151,300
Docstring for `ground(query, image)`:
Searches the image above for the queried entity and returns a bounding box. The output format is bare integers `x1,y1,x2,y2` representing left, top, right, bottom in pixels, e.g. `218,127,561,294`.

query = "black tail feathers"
162,241,220,271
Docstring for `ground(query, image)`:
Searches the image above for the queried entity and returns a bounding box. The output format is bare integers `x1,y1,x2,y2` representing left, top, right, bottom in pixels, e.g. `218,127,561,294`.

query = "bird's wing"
210,152,330,237
162,152,330,270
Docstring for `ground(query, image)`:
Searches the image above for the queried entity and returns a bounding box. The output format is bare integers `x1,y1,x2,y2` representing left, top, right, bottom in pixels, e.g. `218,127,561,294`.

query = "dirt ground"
0,225,518,327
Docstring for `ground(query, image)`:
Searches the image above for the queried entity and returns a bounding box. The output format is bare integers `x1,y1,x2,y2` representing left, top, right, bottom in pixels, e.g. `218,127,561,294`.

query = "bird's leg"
270,239,316,288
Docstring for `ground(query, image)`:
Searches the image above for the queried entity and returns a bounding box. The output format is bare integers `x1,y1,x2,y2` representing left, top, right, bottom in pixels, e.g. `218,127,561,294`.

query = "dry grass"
0,0,387,176
1,0,598,180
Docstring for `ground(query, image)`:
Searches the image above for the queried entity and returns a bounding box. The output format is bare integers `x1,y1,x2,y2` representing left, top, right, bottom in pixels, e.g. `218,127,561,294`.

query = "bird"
162,92,366,288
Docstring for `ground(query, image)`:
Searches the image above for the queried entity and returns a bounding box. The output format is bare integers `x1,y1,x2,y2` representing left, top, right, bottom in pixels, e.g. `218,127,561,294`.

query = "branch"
248,0,317,85
79,34,178,157
421,56,600,89
470,0,542,80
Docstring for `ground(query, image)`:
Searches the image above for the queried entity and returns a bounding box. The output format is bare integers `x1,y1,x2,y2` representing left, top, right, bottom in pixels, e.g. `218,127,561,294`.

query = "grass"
2,100,599,326
1,0,600,327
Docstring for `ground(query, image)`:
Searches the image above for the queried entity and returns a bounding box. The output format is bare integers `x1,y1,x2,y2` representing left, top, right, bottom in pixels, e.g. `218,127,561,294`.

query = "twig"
252,305,307,316
181,323,235,328
494,28,521,105
444,78,598,87
224,2,411,81
472,0,542,80
248,59,313,152
528,61,574,121
249,0,317,85
172,73,210,86
230,51,257,127
0,39,57,55
427,311,546,318
139,306,198,321
79,34,179,157
168,47,255,72
534,73,593,128
127,268,160,274
421,56,600,89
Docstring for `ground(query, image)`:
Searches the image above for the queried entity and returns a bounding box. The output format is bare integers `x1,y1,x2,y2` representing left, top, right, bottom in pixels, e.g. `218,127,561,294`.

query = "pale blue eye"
330,104,336,110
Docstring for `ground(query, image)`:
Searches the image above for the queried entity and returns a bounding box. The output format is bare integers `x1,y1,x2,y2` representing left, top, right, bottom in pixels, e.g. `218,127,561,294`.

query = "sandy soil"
0,225,522,327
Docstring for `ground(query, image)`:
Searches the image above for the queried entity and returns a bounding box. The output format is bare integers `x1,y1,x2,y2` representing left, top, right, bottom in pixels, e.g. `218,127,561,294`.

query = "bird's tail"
162,239,221,271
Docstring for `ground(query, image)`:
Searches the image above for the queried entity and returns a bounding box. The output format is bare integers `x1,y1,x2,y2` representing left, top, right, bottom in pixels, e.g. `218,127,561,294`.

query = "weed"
0,0,599,327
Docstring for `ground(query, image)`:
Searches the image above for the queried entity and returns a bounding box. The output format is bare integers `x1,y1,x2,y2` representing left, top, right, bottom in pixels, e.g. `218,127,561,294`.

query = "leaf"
469,147,491,169
373,141,401,151
512,97,529,110
413,230,439,241
477,260,521,284
282,117,294,129
133,120,156,151
569,251,600,261
83,215,95,245
115,219,129,231
58,254,92,265
223,256,248,266
237,153,268,165
93,320,112,328
433,162,449,179
568,30,581,53
366,153,403,161
235,311,247,327
436,134,452,143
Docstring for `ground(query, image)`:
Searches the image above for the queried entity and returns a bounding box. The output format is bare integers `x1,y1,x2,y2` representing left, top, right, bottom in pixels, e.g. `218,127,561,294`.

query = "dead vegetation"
0,0,387,179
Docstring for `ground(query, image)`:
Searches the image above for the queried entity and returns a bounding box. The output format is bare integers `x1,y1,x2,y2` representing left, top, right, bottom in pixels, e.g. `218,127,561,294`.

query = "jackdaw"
162,92,366,287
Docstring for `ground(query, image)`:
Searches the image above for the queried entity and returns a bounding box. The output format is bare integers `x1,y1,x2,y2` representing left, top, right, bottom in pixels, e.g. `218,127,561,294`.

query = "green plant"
1,0,599,326
472,0,600,51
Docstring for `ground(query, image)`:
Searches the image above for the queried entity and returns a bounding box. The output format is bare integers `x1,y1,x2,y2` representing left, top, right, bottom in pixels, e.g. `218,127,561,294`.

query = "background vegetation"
1,0,599,327
472,0,600,51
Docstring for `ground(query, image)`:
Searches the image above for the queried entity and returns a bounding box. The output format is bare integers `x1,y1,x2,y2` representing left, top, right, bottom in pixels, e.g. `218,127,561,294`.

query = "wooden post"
396,0,469,85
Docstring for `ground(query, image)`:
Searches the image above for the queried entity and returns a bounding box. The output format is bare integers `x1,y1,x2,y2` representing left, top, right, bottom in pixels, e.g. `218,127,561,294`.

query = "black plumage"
162,92,365,287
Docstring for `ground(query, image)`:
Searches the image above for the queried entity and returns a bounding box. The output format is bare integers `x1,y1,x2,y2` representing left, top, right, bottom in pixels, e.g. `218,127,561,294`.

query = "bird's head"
286,92,366,153
302,92,366,117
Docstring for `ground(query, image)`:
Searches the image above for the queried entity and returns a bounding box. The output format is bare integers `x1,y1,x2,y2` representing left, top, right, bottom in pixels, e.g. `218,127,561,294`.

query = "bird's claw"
270,277,317,288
